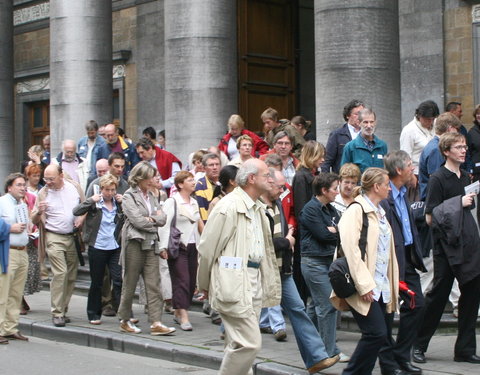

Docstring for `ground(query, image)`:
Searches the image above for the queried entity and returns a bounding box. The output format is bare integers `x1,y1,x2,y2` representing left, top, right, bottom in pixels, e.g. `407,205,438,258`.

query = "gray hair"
264,154,282,168
384,150,411,178
128,161,157,188
235,161,260,187
201,153,220,167
273,131,293,145
85,120,98,132
358,107,376,122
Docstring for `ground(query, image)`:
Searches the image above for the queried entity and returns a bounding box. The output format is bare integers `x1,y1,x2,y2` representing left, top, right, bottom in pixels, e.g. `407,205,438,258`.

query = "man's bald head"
95,159,109,177
104,124,119,144
62,139,76,162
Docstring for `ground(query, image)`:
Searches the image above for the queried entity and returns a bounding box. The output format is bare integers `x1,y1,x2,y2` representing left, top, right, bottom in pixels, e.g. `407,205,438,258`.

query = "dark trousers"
379,263,425,371
343,297,388,375
416,250,480,357
167,243,197,310
87,247,122,320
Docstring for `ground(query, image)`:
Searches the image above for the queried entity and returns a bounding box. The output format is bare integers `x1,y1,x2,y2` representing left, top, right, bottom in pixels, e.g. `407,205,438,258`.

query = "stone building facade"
1,0,479,181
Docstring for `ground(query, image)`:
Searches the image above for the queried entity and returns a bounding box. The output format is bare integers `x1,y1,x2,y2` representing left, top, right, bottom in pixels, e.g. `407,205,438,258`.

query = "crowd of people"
0,101,480,375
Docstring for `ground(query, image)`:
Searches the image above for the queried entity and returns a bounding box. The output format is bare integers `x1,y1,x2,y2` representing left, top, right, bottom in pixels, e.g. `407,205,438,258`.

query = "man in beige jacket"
197,159,281,375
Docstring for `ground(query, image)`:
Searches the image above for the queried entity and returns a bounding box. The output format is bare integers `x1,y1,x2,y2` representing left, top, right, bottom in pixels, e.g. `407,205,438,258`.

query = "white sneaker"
120,320,141,334
339,352,350,363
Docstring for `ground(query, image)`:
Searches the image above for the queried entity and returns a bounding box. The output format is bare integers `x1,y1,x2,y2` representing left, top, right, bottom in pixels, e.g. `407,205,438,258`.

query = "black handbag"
328,202,368,298
167,199,183,259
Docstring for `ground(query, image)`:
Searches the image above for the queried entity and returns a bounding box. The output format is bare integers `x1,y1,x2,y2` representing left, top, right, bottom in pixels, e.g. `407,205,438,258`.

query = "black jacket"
292,166,316,220
299,197,339,258
380,192,426,280
431,195,480,286
321,123,352,173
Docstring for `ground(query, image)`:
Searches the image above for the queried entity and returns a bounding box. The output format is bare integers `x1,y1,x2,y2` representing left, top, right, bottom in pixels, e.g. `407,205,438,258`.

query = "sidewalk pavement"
18,291,478,375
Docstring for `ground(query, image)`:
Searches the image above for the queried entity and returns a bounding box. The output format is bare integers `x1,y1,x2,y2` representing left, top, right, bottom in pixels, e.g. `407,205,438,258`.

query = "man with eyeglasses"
32,165,85,327
197,159,281,375
0,173,30,343
260,131,299,185
413,132,480,365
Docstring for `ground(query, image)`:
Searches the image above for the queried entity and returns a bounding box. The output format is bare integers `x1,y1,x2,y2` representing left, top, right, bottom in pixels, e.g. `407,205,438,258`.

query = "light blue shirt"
363,195,391,304
93,198,119,250
390,182,413,246
0,193,29,247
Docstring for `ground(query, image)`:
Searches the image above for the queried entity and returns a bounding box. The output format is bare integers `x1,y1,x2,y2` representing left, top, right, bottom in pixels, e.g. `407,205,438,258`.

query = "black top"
425,166,471,214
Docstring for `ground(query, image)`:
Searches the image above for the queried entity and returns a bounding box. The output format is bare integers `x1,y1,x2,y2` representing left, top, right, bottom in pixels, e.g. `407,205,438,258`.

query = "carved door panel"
238,0,296,133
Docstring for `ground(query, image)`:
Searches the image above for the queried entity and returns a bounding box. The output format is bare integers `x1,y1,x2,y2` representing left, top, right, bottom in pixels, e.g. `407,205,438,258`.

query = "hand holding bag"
167,199,183,259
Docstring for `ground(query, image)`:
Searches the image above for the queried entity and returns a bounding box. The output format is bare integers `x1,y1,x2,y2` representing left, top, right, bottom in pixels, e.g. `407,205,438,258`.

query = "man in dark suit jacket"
379,151,427,375
321,99,364,173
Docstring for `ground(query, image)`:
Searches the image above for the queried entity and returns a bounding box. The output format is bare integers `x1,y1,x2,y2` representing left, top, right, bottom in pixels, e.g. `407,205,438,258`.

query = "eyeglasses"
451,145,468,151
43,177,57,182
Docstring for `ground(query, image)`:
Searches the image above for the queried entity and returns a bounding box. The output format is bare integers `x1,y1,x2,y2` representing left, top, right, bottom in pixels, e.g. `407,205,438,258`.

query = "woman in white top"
159,171,204,331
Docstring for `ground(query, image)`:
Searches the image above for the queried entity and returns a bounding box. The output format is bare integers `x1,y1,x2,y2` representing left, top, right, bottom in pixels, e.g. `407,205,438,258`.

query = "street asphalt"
16,291,480,375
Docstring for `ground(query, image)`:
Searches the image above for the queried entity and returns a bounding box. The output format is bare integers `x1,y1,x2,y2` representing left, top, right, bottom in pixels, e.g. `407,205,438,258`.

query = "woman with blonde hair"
217,114,269,159
331,167,399,375
73,174,123,325
292,140,325,302
117,161,175,336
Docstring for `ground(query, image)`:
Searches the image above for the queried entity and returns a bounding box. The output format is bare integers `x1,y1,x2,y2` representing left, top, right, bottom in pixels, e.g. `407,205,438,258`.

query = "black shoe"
412,348,426,364
102,307,116,317
399,361,422,374
381,368,409,375
454,354,480,364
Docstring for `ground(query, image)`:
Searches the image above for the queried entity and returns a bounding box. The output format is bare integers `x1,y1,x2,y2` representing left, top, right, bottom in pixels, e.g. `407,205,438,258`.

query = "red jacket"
218,129,269,158
154,147,182,180
281,182,297,230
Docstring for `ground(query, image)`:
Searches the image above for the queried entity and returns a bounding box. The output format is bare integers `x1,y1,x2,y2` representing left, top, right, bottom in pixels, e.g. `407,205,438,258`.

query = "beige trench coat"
197,187,281,319
330,195,399,316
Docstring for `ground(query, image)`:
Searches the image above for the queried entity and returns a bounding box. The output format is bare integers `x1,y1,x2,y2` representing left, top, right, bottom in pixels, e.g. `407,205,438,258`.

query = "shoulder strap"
171,199,177,228
347,201,368,261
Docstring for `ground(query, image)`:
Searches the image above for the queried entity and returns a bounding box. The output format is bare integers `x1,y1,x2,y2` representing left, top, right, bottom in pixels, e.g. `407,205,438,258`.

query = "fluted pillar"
49,0,112,155
164,0,237,163
315,0,401,149
0,0,14,180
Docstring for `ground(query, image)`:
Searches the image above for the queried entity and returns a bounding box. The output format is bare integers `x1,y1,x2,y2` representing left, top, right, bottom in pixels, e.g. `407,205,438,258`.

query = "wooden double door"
238,0,296,133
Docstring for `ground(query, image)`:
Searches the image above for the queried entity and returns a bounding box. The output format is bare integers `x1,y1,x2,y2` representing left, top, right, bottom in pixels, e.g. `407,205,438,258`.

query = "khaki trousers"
0,248,28,335
118,240,163,323
219,267,263,375
46,232,78,317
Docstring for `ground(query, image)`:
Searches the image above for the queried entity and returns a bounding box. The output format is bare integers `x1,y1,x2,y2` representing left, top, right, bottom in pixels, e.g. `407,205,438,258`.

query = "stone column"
0,0,14,180
315,0,401,149
50,0,112,155
164,0,237,163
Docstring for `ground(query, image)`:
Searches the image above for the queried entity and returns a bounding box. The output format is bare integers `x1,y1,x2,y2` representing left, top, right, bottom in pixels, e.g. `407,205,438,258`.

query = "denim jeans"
259,305,285,333
280,274,329,368
301,256,340,357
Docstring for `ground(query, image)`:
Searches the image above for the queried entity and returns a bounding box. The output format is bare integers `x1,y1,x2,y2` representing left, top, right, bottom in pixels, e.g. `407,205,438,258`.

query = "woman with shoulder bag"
331,167,399,375
159,171,204,331
73,174,123,325
117,162,175,336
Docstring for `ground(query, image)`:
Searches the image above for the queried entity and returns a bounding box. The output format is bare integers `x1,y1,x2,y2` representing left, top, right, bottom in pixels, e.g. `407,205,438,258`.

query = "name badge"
475,162,480,167
219,256,242,270
377,154,383,159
